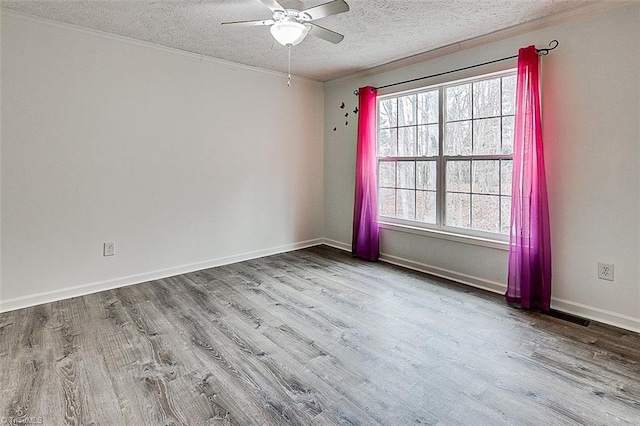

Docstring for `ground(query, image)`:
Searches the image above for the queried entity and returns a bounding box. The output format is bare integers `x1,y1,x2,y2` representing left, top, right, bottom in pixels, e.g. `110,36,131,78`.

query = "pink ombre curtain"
352,86,379,261
506,46,552,311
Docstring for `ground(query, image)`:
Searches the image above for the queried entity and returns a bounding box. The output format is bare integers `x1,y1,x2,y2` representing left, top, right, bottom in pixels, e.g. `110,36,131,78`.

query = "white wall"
3,5,640,333
324,3,640,331
0,11,325,310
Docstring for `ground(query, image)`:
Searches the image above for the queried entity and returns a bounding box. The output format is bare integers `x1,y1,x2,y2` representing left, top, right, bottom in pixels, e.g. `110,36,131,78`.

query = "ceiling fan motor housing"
221,0,349,45
273,9,312,24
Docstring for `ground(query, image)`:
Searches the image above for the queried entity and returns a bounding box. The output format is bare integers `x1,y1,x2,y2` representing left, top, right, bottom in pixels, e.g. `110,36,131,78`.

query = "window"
377,70,516,239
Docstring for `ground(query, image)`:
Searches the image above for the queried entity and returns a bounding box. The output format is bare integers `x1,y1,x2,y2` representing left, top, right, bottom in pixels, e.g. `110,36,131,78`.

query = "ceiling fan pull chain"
287,46,292,87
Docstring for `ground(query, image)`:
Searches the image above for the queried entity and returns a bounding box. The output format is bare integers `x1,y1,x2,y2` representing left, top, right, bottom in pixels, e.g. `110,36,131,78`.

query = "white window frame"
376,68,516,249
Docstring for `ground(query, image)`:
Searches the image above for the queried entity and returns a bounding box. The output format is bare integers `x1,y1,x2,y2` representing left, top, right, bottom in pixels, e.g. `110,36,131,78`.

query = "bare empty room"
1,0,639,425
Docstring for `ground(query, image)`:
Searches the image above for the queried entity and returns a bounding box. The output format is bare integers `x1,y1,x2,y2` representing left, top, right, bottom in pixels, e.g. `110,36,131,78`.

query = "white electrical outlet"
598,262,613,281
103,241,115,257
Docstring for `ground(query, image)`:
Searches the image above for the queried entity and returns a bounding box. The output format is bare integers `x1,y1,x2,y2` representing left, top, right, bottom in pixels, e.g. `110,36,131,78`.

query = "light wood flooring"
1,246,639,425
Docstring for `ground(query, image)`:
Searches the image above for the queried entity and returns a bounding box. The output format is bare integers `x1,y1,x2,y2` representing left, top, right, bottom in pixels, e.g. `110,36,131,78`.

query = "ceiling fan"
222,0,350,47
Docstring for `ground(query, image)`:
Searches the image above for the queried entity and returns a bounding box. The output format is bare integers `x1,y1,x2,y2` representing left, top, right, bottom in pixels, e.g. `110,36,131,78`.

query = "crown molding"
0,7,320,84
326,0,634,84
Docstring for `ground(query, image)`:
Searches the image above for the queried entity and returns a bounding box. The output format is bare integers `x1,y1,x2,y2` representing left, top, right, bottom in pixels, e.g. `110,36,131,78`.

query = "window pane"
473,118,501,155
398,94,416,126
376,71,514,235
502,116,514,155
472,194,500,233
502,75,516,115
417,124,439,156
378,128,397,156
397,161,415,189
416,191,436,223
418,90,438,124
379,98,397,128
445,121,472,155
398,127,416,156
473,78,501,118
397,189,415,220
446,160,471,192
446,193,470,228
501,196,511,234
472,160,500,195
446,84,471,121
501,160,512,195
417,161,436,191
379,188,395,217
378,161,395,188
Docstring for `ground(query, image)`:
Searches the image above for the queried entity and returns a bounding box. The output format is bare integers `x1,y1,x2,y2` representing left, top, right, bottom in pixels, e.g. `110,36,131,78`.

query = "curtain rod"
353,40,558,96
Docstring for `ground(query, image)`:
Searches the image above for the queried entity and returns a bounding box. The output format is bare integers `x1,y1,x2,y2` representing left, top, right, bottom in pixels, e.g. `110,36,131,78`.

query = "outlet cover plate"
103,241,115,257
598,262,613,281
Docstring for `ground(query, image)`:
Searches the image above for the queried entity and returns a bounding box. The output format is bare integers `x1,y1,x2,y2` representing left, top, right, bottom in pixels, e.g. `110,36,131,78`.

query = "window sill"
378,221,509,251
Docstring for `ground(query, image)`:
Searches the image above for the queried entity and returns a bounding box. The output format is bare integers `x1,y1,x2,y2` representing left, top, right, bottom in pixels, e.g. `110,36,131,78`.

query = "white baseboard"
322,238,506,294
551,298,640,334
5,237,638,334
323,238,507,294
379,252,507,295
0,238,324,313
320,239,640,334
322,238,351,252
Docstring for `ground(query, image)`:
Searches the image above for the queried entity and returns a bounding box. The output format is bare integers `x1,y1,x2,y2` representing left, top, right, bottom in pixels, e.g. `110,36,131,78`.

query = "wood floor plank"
2,246,640,425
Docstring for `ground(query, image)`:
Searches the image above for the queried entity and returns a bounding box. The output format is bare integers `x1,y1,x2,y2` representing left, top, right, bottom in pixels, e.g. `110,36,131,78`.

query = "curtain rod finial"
354,89,359,96
538,40,559,55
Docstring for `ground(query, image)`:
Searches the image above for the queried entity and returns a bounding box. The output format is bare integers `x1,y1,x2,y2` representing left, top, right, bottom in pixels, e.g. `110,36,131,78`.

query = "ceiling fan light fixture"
270,21,309,46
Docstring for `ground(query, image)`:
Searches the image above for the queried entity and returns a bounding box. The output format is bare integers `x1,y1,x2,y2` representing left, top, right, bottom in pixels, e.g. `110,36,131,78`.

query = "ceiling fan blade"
302,0,349,20
307,23,344,44
258,0,286,12
221,19,275,27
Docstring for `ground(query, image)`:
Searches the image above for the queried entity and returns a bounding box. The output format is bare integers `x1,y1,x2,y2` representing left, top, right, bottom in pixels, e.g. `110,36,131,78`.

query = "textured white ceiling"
2,0,604,81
